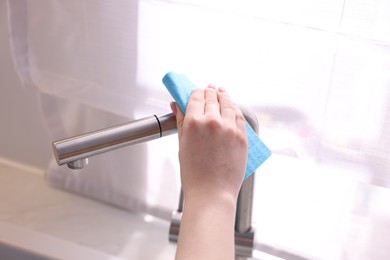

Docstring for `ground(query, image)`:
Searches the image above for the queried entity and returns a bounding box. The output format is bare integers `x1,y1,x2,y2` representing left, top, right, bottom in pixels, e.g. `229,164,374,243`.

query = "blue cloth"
162,72,271,179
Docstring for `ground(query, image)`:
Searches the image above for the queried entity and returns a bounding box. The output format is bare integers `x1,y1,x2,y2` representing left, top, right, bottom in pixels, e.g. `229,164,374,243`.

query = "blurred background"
0,0,51,169
1,0,390,259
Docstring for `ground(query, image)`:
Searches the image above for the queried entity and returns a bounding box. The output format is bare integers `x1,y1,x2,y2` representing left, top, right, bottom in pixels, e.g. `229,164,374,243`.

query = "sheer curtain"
8,0,390,259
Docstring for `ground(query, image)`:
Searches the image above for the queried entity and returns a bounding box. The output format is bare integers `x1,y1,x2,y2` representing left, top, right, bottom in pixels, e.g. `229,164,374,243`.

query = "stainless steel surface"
235,228,255,258
158,113,178,137
168,211,181,243
67,159,89,170
52,113,177,168
235,173,255,233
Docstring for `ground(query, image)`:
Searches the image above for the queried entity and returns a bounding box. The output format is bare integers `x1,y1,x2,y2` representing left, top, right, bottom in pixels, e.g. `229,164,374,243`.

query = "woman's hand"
171,85,248,260
172,85,247,202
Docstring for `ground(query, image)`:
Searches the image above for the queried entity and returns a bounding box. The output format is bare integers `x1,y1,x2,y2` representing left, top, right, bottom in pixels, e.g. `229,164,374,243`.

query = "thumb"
170,101,184,135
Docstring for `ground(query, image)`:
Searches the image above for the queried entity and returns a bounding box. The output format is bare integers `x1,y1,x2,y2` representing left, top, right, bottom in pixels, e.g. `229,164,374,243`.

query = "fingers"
172,85,246,131
217,88,236,122
234,103,247,132
186,85,220,118
185,88,204,117
217,88,246,131
204,85,220,117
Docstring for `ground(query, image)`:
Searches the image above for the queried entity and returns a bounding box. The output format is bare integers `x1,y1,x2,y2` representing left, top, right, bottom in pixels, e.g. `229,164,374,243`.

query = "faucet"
52,113,177,169
52,108,258,258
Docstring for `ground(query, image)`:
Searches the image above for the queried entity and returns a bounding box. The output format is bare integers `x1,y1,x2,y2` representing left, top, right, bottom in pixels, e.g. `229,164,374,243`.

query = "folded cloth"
162,72,271,179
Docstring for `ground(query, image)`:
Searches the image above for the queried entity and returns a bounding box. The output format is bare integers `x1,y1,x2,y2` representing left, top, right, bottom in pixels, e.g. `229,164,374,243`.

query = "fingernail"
218,87,226,92
207,84,216,89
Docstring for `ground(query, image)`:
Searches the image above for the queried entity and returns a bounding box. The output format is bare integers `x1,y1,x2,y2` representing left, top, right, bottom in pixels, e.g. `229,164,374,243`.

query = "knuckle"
205,116,223,131
205,87,217,94
237,113,246,124
189,89,204,101
205,95,218,105
238,132,248,148
185,115,202,130
223,126,237,139
221,103,235,111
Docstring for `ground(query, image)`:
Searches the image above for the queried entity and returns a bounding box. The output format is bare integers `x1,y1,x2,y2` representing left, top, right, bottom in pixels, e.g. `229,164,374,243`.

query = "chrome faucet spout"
52,113,177,169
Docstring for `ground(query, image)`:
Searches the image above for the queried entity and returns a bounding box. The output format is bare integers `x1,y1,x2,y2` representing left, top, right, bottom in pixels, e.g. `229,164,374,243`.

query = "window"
137,0,390,259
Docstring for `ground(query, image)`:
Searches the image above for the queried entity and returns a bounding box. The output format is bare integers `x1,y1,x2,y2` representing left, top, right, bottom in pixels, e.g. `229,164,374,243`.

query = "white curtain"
7,0,390,259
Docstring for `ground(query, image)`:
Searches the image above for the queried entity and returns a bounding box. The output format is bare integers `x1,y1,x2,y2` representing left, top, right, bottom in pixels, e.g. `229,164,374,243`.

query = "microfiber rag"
162,71,271,179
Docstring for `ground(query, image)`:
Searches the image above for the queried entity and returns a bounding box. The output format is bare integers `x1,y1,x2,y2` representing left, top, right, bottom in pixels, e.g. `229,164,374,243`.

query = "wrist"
176,186,238,259
183,188,238,214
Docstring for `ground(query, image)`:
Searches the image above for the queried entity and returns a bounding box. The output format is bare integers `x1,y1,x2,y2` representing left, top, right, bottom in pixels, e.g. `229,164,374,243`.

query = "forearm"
175,192,237,260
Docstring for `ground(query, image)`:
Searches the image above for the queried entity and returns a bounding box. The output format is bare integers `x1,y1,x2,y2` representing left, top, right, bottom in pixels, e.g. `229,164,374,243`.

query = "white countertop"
0,161,176,260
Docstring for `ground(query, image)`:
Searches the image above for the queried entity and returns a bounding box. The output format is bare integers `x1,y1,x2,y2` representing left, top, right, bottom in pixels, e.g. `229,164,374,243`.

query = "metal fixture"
52,113,177,168
67,158,89,170
52,108,257,257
